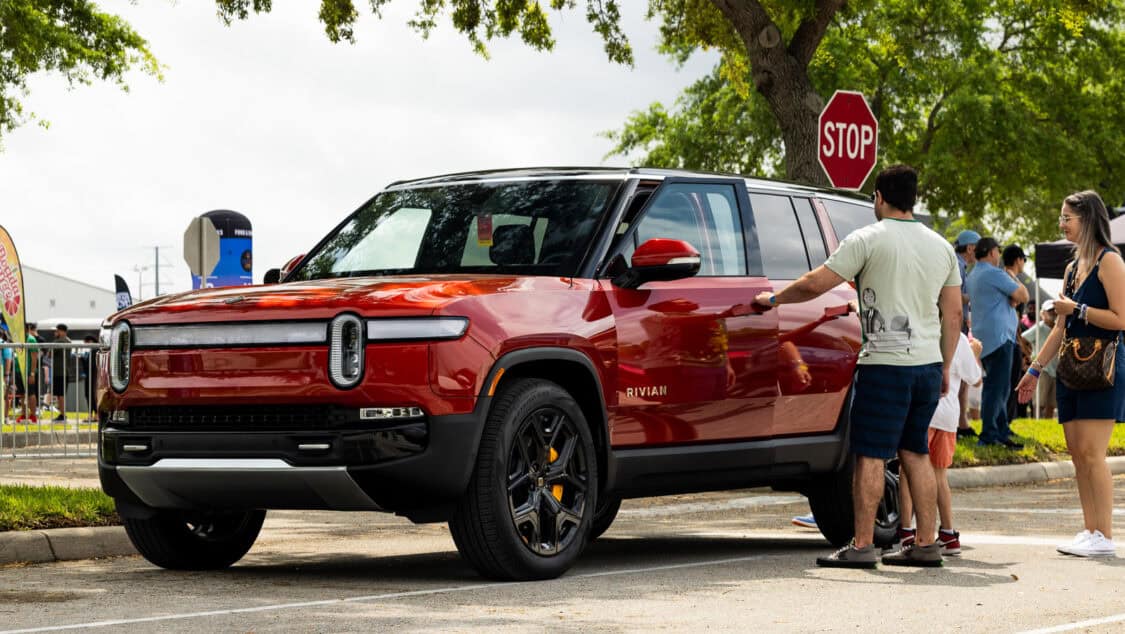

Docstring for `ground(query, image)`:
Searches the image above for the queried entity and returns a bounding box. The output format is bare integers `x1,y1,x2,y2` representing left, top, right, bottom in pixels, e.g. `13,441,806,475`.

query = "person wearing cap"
954,230,981,333
50,324,72,422
966,237,1030,448
1021,299,1058,418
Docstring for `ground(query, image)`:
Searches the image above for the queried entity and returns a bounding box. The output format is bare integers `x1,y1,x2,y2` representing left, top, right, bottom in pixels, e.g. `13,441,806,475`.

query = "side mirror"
263,269,282,284
278,253,305,281
613,238,701,289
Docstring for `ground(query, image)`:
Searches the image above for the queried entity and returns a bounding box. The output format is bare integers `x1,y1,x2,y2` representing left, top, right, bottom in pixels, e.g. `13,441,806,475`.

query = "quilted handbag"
1057,336,1117,391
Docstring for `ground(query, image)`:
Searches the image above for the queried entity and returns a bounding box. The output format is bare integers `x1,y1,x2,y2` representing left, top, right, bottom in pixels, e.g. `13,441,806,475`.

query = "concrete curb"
4,456,1125,566
0,526,135,567
947,455,1125,488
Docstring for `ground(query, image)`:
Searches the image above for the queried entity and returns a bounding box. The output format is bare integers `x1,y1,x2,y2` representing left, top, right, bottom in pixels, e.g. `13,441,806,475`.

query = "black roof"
386,166,872,204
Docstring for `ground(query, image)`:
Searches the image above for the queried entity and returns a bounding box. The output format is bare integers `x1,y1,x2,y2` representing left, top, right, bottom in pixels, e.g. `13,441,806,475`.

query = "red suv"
97,168,896,580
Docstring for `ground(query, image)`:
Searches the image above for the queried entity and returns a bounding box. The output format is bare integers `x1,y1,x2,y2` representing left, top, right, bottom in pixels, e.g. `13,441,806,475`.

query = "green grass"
0,484,118,531
952,418,1125,468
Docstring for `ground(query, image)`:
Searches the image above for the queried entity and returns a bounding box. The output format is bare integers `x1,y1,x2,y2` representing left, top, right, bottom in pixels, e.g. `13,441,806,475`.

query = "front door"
604,180,778,447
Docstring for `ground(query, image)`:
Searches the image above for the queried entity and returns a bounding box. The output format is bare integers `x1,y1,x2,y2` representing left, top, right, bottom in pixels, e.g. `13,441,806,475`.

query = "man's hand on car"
753,291,775,309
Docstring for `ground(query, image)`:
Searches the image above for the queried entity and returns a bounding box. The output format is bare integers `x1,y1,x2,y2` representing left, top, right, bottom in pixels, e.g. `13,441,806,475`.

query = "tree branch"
788,0,846,68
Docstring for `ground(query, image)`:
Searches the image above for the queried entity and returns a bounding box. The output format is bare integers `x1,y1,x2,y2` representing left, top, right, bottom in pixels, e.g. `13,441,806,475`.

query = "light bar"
365,318,468,341
133,322,327,348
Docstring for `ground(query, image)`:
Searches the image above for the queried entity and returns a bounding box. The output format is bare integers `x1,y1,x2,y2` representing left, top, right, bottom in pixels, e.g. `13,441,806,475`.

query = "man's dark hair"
1002,244,1026,267
975,237,1001,260
873,164,918,212
954,244,968,254
55,324,68,333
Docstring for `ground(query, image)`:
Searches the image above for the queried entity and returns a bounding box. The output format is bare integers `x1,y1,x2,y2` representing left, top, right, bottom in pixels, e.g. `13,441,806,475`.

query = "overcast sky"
0,1,716,299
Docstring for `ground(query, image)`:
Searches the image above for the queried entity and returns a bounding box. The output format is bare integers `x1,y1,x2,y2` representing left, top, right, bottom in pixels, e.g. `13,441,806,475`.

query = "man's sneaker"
938,529,961,555
791,514,817,529
882,542,943,567
1057,530,1094,556
897,527,916,549
1060,530,1116,557
816,541,878,569
52,415,65,422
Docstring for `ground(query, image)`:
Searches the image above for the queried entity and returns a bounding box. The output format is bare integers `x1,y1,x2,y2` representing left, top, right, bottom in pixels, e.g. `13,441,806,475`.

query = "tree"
0,0,160,142
609,0,1125,244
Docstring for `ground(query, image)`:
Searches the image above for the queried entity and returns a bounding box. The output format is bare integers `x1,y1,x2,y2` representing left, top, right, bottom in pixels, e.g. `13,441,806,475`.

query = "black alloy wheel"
450,378,598,580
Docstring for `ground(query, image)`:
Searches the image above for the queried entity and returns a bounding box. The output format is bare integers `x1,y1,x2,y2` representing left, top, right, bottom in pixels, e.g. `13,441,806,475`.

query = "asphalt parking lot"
2,477,1124,633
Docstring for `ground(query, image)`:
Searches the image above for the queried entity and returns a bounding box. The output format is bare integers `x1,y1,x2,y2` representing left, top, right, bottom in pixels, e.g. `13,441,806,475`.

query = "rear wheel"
123,508,265,570
450,378,597,580
806,461,899,549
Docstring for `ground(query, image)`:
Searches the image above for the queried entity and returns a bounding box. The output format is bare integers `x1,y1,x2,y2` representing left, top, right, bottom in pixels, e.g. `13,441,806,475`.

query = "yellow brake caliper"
549,447,564,501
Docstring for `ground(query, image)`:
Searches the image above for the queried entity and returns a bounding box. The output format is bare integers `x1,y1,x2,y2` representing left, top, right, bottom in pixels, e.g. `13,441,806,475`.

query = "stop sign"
817,90,878,190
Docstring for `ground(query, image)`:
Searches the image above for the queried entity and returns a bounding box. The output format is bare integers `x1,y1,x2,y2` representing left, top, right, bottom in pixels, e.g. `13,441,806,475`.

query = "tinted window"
291,180,614,280
793,198,827,268
749,193,809,280
821,198,876,242
623,183,746,276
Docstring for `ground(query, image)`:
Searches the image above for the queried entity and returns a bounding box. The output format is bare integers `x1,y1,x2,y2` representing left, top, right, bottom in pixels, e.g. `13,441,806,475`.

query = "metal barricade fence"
0,341,102,458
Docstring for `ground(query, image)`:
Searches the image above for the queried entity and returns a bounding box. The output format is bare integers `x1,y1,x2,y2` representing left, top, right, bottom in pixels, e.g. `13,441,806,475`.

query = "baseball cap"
955,230,981,247
1042,299,1056,312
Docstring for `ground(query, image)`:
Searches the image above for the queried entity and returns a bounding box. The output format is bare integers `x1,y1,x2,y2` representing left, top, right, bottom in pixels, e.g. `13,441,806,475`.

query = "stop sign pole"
817,90,878,190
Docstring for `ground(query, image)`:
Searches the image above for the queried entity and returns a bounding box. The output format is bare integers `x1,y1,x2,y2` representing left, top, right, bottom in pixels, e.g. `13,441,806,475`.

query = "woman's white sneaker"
1060,530,1116,557
1057,530,1093,556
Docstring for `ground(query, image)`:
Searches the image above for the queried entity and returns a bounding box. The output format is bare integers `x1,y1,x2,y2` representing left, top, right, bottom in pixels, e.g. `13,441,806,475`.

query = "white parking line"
0,554,769,634
956,506,1123,516
1017,612,1125,633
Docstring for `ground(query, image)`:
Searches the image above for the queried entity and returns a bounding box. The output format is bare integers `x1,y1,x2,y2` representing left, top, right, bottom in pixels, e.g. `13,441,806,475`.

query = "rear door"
746,192,860,437
603,178,778,447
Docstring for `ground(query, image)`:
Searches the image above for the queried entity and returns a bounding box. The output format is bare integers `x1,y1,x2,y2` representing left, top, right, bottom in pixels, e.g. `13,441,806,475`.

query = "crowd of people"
1,322,97,423
774,165,1123,566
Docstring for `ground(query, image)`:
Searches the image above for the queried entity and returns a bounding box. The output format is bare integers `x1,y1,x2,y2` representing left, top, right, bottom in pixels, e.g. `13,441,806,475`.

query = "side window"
622,183,746,276
793,198,828,268
821,198,876,243
748,193,810,280
332,207,430,272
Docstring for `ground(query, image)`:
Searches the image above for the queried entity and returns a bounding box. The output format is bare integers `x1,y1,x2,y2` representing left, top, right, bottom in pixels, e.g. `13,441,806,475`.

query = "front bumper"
99,400,489,517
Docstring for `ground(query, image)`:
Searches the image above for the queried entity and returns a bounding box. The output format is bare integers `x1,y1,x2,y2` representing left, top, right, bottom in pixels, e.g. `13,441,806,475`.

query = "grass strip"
952,418,1125,467
0,484,118,531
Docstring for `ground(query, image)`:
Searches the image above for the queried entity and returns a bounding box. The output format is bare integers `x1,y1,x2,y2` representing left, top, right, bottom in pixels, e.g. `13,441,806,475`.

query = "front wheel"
449,378,598,580
123,508,265,570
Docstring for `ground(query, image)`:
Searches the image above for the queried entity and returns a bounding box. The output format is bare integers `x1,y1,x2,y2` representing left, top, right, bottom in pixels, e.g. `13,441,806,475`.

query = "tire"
123,508,265,570
806,461,899,549
590,495,622,541
449,378,598,580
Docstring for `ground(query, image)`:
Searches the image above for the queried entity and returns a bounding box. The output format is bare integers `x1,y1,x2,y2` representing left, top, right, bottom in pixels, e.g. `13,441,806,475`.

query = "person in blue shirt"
966,237,1029,447
954,230,980,333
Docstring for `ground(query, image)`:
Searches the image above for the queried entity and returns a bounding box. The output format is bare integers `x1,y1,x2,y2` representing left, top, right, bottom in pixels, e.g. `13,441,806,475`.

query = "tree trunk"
757,58,828,186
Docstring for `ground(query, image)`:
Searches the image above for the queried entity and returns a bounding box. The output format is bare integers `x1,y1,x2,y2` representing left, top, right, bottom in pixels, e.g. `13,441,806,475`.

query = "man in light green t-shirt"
753,165,962,569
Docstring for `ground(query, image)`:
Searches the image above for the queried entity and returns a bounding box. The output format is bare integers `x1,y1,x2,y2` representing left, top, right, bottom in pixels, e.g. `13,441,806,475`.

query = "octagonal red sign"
817,90,878,190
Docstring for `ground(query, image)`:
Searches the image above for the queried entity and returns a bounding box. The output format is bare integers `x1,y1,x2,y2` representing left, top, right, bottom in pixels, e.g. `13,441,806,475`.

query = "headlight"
109,321,132,392
365,317,469,341
328,314,364,389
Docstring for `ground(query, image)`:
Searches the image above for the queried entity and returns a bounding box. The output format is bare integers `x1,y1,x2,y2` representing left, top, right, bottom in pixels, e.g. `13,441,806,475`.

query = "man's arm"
938,285,963,395
1008,275,1029,306
753,265,847,308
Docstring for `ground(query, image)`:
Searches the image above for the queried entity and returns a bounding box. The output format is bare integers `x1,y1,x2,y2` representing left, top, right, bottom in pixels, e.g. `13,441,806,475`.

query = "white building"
22,266,115,326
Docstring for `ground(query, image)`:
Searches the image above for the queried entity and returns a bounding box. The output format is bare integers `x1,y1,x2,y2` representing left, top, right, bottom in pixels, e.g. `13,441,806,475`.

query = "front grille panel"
127,405,348,430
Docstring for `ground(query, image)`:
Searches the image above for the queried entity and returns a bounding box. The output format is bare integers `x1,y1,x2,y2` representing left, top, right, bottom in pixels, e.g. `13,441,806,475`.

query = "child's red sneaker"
938,529,961,555
897,527,916,549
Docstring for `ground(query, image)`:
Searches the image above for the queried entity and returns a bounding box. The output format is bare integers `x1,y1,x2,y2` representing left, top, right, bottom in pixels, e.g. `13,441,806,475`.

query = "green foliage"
215,0,635,64
0,0,161,141
0,484,117,531
610,0,1125,246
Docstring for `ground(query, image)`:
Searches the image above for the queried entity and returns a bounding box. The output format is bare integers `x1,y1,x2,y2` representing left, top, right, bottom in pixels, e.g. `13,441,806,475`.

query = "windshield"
290,179,619,280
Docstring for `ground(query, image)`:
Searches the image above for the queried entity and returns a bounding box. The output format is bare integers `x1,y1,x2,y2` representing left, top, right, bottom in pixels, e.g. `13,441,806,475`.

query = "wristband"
1080,304,1090,324
769,294,777,306
1027,367,1041,378
1031,360,1044,371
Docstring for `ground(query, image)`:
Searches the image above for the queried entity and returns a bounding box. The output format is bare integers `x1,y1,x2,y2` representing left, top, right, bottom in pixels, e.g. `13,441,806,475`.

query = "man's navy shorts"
850,363,943,459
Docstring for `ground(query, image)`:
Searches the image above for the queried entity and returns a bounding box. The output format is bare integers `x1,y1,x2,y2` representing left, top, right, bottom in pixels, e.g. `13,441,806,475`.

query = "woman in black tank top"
1016,191,1125,558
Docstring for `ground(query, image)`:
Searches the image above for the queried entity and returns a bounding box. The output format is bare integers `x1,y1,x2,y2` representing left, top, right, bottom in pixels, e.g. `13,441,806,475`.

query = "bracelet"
1080,304,1090,324
1031,360,1044,371
1027,367,1041,378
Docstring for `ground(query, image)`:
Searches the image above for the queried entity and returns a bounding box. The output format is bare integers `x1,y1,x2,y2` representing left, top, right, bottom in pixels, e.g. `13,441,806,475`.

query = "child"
898,331,983,554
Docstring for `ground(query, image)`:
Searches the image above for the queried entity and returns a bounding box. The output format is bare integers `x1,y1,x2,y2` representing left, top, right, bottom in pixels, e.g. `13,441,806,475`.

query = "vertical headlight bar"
109,321,132,393
329,314,365,389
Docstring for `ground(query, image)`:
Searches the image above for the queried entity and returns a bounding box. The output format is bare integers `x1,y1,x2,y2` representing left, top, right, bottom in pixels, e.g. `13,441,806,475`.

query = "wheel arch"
480,347,613,495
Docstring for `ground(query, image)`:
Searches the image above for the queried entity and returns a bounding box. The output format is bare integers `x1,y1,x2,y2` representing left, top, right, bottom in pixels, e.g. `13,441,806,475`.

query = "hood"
112,275,536,325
